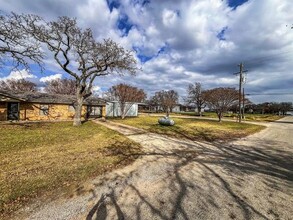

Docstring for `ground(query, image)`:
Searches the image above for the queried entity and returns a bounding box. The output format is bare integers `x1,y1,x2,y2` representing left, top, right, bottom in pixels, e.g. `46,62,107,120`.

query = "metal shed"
106,101,138,117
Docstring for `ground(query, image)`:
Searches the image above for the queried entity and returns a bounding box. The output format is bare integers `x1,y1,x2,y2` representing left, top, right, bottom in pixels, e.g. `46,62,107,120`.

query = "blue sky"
0,0,293,103
228,0,249,9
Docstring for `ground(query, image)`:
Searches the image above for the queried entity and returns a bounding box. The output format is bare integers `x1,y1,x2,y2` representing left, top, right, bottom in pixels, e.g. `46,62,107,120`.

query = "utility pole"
238,63,243,122
233,63,247,123
242,87,245,119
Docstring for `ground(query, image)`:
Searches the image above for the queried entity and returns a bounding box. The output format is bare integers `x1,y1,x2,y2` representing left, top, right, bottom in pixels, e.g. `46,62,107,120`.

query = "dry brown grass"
0,121,141,218
111,115,265,142
173,112,284,122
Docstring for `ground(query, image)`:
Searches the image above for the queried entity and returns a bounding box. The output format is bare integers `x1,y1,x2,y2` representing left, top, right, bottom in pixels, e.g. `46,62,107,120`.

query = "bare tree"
231,97,253,113
108,83,146,119
152,90,178,117
0,13,43,70
0,78,36,92
205,87,238,122
186,82,206,116
269,102,282,115
280,102,292,115
45,78,76,95
31,16,137,126
149,95,160,112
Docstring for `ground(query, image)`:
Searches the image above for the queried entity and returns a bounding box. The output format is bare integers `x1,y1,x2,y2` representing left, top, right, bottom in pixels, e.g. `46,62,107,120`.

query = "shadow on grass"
170,126,217,142
85,136,293,220
270,120,293,124
145,124,217,142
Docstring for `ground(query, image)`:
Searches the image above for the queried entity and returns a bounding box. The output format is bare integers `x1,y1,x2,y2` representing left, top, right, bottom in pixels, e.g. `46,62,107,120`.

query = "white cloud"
162,9,179,26
0,69,37,80
92,85,101,92
39,74,62,82
0,0,292,103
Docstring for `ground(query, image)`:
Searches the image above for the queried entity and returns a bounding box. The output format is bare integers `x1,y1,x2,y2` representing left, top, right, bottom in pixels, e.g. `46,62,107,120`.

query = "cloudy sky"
0,0,292,103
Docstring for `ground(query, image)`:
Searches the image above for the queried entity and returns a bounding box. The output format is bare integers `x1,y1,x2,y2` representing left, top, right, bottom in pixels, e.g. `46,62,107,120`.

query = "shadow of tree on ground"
85,135,293,220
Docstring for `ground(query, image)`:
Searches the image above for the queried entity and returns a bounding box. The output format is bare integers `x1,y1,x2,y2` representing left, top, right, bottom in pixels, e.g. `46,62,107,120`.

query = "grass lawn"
146,112,283,122
111,115,265,142
242,114,284,122
0,121,141,218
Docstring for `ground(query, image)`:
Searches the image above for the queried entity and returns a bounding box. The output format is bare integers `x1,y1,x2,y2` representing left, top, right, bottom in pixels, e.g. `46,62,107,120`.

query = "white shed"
106,101,138,117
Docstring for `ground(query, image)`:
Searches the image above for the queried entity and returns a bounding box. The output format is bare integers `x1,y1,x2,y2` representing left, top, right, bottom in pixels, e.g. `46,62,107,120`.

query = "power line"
246,93,293,96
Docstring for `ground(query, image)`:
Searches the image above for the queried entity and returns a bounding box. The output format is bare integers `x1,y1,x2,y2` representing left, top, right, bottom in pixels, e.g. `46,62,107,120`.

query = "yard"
0,121,141,218
173,112,284,122
111,115,265,142
0,117,266,218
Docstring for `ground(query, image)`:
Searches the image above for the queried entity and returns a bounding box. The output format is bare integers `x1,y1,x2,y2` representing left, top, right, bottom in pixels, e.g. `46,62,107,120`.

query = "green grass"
0,121,141,218
111,115,265,142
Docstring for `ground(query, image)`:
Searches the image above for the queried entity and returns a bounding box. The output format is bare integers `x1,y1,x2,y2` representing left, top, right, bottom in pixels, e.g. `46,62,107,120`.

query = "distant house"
138,103,197,113
172,105,181,113
0,90,106,121
286,110,293,115
172,104,200,113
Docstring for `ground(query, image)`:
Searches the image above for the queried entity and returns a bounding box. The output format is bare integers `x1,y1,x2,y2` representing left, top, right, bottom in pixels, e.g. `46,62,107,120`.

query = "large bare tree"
0,13,43,70
31,16,137,126
152,90,178,117
0,78,37,92
44,78,76,95
205,87,238,122
108,83,146,119
186,82,206,116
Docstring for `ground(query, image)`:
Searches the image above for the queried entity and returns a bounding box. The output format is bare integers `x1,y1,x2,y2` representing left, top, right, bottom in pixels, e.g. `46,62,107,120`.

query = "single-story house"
0,90,106,121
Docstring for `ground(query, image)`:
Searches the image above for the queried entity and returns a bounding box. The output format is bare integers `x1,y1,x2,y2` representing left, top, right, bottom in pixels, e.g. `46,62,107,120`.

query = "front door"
87,106,102,118
7,102,19,120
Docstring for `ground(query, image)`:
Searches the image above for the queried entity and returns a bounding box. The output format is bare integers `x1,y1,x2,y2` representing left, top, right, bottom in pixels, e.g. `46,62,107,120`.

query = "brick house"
0,90,106,121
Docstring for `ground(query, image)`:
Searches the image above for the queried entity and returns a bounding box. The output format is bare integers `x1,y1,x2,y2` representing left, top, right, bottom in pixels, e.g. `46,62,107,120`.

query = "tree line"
0,77,230,122
0,78,76,94
245,102,292,115
1,77,292,122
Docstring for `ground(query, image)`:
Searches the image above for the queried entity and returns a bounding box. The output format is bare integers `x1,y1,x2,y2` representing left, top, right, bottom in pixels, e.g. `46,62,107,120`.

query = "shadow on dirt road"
85,132,292,220
27,117,293,220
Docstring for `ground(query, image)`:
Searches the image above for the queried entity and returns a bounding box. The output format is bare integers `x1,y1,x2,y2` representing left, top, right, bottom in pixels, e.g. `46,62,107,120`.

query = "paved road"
25,117,293,220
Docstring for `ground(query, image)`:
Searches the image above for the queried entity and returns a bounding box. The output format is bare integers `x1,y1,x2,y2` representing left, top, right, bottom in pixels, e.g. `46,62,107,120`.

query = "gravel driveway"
25,117,293,220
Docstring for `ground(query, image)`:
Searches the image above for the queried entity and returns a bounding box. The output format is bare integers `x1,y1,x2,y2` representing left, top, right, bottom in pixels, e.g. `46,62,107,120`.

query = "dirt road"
25,117,293,220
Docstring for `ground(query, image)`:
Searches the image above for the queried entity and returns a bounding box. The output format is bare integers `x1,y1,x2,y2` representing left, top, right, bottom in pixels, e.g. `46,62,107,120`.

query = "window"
40,104,49,116
68,105,75,112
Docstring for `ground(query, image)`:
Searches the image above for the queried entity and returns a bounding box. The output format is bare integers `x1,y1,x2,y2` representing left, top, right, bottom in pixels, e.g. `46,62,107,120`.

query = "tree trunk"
198,106,202,117
217,111,222,122
166,109,170,117
121,109,125,119
73,94,84,126
121,103,125,119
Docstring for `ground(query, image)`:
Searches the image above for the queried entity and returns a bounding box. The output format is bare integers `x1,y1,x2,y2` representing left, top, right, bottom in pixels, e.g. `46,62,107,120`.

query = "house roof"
0,91,26,101
0,90,106,105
